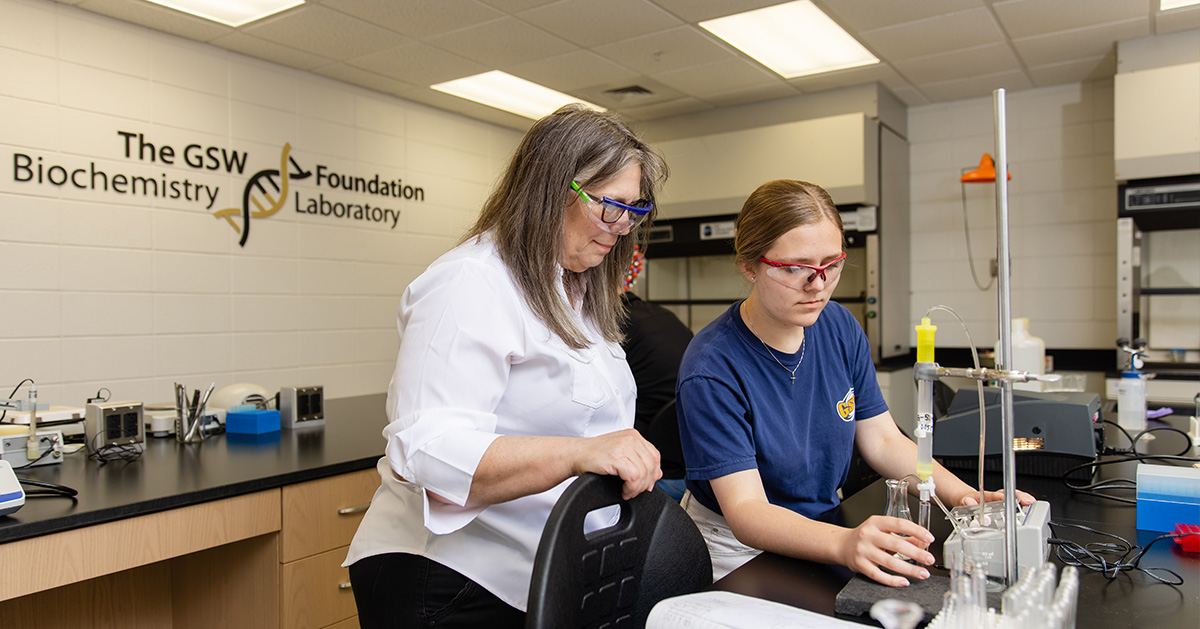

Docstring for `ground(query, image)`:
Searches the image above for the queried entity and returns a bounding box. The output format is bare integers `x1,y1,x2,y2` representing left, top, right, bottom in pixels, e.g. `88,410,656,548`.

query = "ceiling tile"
239,5,401,61
647,0,784,23
888,84,933,106
700,81,803,108
1011,18,1147,67
508,50,642,92
991,0,1150,39
424,16,577,68
63,0,1172,129
619,96,714,121
860,8,1005,62
592,26,735,74
1027,53,1118,87
786,62,910,94
312,63,419,96
574,78,686,111
394,84,534,130
918,68,1034,102
819,0,985,33
322,0,504,40
478,0,560,13
650,57,782,98
893,42,1024,86
1155,5,1200,34
518,0,683,48
209,31,332,71
75,0,231,43
347,42,490,86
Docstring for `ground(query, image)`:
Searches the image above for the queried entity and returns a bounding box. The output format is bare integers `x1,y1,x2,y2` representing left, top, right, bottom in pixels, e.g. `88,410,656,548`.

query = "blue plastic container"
225,409,281,435
1136,464,1200,533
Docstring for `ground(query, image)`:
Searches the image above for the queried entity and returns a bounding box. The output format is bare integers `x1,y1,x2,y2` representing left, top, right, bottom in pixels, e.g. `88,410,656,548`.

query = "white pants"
681,490,762,582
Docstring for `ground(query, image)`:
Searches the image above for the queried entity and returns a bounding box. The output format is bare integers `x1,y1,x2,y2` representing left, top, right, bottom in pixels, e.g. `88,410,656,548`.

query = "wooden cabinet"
279,468,380,629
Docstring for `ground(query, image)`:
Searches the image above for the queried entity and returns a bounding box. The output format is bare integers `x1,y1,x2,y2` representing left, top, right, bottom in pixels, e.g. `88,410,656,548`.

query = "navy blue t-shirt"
676,300,888,518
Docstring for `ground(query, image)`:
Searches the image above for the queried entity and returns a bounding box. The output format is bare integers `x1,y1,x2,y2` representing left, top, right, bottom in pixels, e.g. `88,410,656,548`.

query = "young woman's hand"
960,488,1035,507
836,515,936,588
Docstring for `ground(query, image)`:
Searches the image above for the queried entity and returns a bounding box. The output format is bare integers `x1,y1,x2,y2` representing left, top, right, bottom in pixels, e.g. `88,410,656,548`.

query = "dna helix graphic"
214,143,311,247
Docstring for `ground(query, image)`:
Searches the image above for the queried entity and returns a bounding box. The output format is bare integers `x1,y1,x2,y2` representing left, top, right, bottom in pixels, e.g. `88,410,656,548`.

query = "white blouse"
344,234,637,611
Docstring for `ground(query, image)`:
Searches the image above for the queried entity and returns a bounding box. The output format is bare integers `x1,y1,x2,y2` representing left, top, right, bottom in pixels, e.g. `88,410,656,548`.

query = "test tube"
970,559,989,626
1033,564,1057,609
1051,566,1079,629
941,590,959,629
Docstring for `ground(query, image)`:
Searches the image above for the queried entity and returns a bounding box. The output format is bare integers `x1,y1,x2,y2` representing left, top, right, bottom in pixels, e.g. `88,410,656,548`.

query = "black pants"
349,553,525,628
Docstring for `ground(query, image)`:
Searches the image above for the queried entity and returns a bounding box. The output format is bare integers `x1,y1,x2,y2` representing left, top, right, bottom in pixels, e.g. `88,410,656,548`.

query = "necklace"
744,314,805,384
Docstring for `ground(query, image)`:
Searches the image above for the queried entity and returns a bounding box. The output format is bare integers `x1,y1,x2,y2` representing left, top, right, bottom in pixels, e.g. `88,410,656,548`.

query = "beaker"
957,526,1005,592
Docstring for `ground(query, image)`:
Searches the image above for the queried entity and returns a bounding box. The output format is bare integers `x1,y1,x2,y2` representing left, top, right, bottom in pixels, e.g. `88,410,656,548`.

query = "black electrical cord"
17,477,79,499
0,378,36,423
1104,419,1195,457
13,441,58,469
86,431,143,464
1048,521,1198,586
1061,420,1198,504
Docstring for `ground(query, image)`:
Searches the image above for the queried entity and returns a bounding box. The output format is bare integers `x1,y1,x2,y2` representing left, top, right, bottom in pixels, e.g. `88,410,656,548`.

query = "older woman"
345,105,668,628
676,180,1033,586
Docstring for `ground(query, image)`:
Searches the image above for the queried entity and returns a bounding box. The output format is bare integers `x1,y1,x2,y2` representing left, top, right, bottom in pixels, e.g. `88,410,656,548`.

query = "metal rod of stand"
993,88,1019,587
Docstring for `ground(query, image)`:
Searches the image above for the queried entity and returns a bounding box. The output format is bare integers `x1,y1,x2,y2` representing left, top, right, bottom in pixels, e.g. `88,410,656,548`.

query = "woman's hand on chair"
571,429,662,500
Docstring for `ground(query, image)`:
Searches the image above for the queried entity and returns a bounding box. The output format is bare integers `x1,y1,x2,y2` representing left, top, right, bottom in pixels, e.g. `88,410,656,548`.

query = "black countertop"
714,413,1200,627
0,394,388,544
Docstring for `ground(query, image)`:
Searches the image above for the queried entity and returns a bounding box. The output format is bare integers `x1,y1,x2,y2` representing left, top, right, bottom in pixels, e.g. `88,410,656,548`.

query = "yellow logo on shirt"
837,389,856,422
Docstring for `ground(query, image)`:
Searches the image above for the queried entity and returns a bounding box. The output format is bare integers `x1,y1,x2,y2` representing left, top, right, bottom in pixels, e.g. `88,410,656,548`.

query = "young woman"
676,179,1032,586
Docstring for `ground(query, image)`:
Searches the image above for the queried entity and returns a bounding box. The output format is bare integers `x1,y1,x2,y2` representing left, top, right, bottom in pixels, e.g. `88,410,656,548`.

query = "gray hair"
464,104,668,349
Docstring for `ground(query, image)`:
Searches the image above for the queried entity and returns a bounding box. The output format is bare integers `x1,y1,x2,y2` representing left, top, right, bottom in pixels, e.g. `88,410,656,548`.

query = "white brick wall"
907,81,1119,351
0,0,522,405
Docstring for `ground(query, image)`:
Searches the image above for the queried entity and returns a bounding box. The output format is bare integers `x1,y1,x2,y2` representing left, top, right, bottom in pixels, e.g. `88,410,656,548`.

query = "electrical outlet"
280,386,324,429
86,402,143,448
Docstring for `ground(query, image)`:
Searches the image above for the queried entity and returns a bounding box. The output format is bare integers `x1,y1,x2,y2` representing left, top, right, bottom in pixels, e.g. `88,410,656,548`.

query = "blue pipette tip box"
1136,464,1200,533
225,409,280,435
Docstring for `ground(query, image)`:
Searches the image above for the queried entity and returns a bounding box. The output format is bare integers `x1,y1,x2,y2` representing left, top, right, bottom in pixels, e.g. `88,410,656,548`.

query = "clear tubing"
922,306,988,516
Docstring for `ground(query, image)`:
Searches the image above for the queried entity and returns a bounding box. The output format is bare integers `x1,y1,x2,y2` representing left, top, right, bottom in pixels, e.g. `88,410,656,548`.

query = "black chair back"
526,473,711,629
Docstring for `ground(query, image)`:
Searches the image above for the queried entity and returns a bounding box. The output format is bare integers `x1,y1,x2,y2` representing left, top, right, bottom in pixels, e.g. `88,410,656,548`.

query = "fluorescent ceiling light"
1161,0,1200,10
145,0,304,27
700,0,878,79
431,71,604,120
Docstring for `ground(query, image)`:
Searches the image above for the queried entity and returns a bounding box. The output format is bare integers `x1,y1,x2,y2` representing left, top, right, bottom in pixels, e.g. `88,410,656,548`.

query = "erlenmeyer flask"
885,478,913,522
885,478,913,561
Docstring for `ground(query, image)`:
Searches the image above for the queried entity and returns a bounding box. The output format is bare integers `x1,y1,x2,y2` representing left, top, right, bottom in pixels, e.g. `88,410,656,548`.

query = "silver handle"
338,582,353,590
338,504,369,516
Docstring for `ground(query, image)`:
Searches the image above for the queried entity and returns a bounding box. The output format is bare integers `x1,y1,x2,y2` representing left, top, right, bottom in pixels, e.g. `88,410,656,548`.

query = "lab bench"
0,394,388,629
